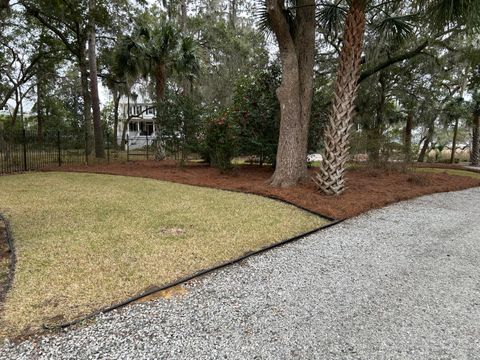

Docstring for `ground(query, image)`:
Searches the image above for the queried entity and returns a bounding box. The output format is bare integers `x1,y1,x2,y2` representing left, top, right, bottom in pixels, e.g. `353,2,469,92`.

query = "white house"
0,104,12,117
118,101,157,149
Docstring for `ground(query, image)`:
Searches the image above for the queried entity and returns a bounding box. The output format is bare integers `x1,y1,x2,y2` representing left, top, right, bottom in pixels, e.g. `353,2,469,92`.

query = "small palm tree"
114,16,199,160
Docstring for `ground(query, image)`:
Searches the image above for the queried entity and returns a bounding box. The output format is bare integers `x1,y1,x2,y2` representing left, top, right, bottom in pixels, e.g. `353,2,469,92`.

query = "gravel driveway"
1,188,480,359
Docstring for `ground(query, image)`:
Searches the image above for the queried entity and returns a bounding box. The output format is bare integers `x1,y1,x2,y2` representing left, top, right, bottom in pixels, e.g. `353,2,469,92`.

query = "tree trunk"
267,0,315,188
113,88,120,150
79,44,92,153
229,0,237,28
154,62,167,160
367,72,386,165
88,2,105,158
404,111,413,163
0,0,9,10
471,109,479,166
315,0,367,195
120,119,128,150
11,87,19,127
418,119,434,162
179,0,191,96
450,117,459,164
36,80,44,138
180,0,187,31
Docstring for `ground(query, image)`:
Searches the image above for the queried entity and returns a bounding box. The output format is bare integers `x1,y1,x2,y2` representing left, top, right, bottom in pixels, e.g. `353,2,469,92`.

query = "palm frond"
255,0,296,34
373,15,414,46
416,0,480,30
316,1,347,34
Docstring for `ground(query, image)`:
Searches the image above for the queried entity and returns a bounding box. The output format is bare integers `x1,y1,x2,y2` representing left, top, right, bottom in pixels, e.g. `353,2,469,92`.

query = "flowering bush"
203,110,240,171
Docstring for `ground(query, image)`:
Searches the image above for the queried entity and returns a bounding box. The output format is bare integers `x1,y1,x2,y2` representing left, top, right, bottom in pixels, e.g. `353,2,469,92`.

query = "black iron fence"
0,129,151,174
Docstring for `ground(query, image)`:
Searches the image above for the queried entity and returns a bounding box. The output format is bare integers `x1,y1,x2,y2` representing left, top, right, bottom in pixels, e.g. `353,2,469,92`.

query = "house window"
139,122,154,136
146,107,154,115
128,122,137,132
146,122,154,135
136,105,142,115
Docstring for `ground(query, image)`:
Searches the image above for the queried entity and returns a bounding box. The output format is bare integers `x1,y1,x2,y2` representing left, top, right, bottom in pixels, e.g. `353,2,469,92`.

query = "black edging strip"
45,218,344,331
0,213,16,301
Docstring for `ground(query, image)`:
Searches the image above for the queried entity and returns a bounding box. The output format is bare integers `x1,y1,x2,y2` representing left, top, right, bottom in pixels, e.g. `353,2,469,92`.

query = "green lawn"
0,172,327,336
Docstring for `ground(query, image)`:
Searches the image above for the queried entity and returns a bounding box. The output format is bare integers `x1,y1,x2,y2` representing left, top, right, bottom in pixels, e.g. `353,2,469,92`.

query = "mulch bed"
47,160,480,220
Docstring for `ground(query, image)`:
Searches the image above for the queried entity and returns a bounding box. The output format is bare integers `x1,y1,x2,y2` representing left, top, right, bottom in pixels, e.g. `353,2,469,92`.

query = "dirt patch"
134,284,188,304
46,160,480,219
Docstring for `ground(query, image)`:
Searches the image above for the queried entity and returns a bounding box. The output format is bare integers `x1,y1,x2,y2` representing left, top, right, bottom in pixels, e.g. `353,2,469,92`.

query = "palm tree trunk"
88,1,105,159
154,62,166,160
267,0,315,187
315,0,366,195
471,109,479,166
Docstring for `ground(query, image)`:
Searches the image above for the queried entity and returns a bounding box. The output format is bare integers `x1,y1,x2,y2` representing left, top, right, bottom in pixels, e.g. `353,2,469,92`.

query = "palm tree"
114,17,199,160
315,0,480,195
314,0,367,195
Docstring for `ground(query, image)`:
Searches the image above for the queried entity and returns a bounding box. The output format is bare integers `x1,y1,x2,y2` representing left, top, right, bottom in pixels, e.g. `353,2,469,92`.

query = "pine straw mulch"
47,160,480,220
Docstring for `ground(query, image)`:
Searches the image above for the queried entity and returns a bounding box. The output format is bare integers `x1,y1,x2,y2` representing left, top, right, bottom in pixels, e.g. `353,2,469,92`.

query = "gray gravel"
1,188,480,360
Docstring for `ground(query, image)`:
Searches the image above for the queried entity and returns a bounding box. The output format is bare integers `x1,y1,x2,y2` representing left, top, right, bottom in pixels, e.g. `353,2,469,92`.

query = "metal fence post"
22,129,27,171
85,132,89,165
57,130,61,166
126,134,130,162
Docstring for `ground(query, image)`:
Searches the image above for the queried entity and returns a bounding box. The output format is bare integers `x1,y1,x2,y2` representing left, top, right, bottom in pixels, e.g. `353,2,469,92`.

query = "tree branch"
359,40,429,83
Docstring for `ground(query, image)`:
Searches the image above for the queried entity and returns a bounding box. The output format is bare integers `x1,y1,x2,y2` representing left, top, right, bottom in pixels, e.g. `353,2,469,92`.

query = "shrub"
231,65,281,165
204,111,240,171
159,93,204,165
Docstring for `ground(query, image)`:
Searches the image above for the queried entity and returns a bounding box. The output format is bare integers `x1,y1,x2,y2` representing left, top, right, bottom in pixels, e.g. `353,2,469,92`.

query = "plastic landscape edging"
45,218,344,331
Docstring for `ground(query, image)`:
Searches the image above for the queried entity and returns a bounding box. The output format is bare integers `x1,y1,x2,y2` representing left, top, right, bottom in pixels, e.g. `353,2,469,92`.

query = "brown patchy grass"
0,172,327,337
